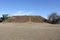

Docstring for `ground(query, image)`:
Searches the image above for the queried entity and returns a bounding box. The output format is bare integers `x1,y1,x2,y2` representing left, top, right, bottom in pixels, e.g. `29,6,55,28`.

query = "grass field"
0,23,60,40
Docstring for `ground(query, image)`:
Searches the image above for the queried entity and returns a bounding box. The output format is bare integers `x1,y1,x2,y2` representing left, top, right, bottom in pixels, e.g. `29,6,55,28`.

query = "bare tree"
0,14,9,22
48,13,58,24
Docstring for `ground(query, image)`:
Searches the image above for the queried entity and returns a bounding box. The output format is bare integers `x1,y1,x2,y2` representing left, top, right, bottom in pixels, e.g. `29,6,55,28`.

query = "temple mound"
4,16,47,23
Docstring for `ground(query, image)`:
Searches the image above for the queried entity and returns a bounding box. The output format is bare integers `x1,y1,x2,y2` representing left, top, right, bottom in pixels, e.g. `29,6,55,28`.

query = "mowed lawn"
0,23,60,40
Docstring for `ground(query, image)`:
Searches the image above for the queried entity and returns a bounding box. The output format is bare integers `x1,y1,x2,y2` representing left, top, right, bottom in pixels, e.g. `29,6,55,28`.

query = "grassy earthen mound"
4,16,47,23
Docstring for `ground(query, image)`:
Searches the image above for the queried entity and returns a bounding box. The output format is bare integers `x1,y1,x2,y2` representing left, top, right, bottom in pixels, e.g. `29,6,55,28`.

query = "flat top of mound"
4,16,47,23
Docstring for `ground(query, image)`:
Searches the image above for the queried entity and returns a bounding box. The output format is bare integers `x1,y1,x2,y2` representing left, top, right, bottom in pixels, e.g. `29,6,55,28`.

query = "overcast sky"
0,0,60,18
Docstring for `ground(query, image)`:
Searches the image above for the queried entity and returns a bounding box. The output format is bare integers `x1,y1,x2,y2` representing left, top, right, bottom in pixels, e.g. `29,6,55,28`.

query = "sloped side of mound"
31,16,45,23
4,16,29,23
4,16,46,23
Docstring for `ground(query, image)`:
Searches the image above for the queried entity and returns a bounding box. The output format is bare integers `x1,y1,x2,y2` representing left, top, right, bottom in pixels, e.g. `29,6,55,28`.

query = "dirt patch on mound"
4,16,46,23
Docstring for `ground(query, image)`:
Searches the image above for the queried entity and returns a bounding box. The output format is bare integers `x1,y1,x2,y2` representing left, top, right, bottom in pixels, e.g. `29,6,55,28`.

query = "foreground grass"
0,23,60,40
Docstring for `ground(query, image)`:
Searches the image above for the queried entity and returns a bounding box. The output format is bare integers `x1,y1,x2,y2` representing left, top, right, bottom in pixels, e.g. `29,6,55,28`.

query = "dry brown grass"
0,23,60,40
